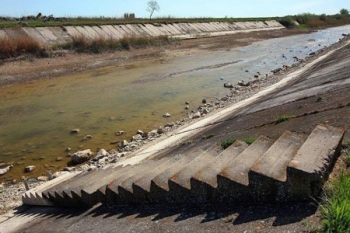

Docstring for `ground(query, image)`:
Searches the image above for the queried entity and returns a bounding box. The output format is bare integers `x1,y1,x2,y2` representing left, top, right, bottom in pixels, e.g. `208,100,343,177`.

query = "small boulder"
71,149,92,165
37,176,49,182
94,149,108,161
121,140,129,148
163,113,171,118
202,99,207,104
115,131,124,136
137,130,144,135
157,127,165,134
70,129,80,134
56,157,63,161
132,134,143,141
191,111,201,119
25,165,36,172
0,165,13,175
224,83,233,88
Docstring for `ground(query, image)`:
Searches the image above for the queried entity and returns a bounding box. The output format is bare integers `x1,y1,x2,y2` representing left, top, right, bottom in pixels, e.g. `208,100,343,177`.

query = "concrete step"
287,124,345,201
104,157,170,204
248,131,307,203
216,136,275,203
22,171,80,206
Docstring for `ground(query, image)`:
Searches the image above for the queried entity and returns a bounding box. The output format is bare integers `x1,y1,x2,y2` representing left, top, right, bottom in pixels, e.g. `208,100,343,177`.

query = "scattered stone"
0,165,13,175
185,101,189,105
70,129,80,134
157,127,165,134
185,105,189,110
115,131,124,136
62,167,75,172
224,83,234,88
163,113,171,118
66,147,72,152
83,135,92,140
37,176,48,182
148,130,158,138
71,149,92,165
25,165,36,172
137,130,144,135
121,140,129,148
55,157,63,161
191,111,201,119
110,141,119,145
202,99,207,104
132,134,143,141
94,149,108,161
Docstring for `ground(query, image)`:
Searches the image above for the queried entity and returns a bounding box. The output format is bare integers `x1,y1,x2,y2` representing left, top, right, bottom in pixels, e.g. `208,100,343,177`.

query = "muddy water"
1,25,350,181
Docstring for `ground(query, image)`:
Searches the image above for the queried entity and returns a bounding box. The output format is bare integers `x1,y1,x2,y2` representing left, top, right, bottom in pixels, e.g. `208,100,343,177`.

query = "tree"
147,0,160,21
340,8,349,16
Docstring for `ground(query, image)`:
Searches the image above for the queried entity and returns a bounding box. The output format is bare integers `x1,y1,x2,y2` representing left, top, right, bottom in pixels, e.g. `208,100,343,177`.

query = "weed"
202,134,215,140
220,138,236,149
275,115,295,124
319,173,350,233
316,96,323,102
242,137,256,145
0,33,42,59
346,152,350,166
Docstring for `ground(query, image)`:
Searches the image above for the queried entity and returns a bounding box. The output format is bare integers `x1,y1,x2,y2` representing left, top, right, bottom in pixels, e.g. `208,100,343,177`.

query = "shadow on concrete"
14,201,317,227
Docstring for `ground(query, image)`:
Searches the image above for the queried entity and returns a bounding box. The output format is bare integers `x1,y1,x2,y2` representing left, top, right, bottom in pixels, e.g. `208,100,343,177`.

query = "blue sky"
1,0,350,18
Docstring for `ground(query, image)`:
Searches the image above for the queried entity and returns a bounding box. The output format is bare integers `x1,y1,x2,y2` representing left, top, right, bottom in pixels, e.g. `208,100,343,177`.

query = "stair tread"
169,150,218,190
152,145,218,191
251,131,307,182
192,140,248,188
219,136,274,186
289,124,345,174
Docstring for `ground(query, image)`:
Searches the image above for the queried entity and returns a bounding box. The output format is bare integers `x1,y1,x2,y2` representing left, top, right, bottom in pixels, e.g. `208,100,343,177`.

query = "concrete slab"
186,23,201,34
91,26,109,38
131,24,150,36
113,25,130,37
119,25,135,36
36,27,59,43
167,24,182,35
83,26,101,39
250,131,307,182
144,24,162,36
75,26,93,39
48,27,72,44
208,22,221,31
155,25,172,36
100,25,119,39
160,24,177,35
21,27,47,45
171,23,186,34
63,26,83,38
104,25,123,39
289,124,344,174
125,24,142,36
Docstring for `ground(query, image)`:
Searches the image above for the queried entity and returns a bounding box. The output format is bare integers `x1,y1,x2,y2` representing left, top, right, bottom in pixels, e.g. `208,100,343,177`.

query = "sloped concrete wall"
0,20,284,46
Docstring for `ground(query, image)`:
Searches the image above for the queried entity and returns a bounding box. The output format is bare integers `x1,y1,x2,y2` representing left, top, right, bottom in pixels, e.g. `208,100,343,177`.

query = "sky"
1,0,350,18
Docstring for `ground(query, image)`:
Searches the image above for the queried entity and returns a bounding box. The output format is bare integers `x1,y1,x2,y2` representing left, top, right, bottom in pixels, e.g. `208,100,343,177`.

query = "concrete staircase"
22,124,344,207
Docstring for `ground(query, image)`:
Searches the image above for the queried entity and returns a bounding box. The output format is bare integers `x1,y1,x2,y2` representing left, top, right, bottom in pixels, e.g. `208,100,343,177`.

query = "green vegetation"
220,138,236,149
317,96,324,102
202,134,215,140
319,172,350,233
275,115,295,124
220,136,256,149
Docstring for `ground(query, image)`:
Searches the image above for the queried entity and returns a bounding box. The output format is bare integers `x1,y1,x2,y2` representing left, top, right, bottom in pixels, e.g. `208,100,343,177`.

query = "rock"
83,135,92,140
254,75,259,78
137,130,144,135
88,165,97,171
121,140,129,148
115,131,124,136
62,167,75,172
224,83,234,88
148,130,158,138
37,176,48,182
157,127,165,134
202,108,210,114
191,111,201,119
238,80,251,87
110,141,119,145
66,147,72,152
56,157,63,161
70,129,80,134
202,99,207,104
185,105,189,110
132,134,143,141
163,113,171,118
94,149,108,161
25,165,36,172
185,101,189,105
53,171,70,178
0,165,13,175
71,149,92,165
272,68,282,74
309,52,316,56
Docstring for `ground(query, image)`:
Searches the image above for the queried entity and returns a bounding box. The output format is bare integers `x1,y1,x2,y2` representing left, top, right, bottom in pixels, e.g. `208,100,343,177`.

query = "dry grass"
0,34,43,59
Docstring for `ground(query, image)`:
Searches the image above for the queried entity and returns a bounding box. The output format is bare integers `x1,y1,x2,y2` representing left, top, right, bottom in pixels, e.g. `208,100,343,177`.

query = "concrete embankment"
0,20,284,46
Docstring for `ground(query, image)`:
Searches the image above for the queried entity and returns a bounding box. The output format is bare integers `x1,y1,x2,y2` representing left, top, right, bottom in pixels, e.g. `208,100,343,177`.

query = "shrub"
319,173,350,233
202,134,215,140
0,34,42,59
279,17,296,28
